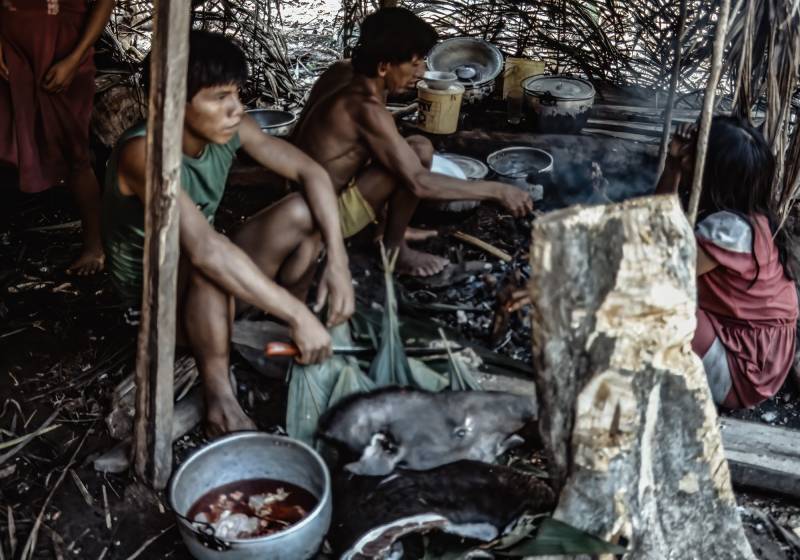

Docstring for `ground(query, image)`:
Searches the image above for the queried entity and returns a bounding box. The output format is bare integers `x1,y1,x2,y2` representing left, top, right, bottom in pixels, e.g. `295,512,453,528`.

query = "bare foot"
404,227,438,243
396,244,450,277
67,244,105,276
205,394,257,438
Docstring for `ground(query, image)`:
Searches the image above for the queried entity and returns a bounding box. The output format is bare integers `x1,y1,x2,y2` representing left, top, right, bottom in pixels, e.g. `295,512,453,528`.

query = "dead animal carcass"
331,460,556,559
317,387,537,476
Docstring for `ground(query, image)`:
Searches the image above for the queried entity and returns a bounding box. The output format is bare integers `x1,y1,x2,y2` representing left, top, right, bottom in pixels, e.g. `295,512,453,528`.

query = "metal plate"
521,75,595,101
427,38,504,86
439,153,489,180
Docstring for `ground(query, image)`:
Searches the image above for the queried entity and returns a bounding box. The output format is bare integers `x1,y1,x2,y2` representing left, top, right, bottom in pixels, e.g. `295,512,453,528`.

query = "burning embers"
187,478,317,540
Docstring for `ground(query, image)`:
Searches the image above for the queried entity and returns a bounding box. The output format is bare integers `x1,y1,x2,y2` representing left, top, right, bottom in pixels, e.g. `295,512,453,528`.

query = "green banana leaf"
440,328,482,391
496,518,627,557
328,357,376,408
368,246,447,392
408,357,449,391
286,324,376,445
285,358,340,445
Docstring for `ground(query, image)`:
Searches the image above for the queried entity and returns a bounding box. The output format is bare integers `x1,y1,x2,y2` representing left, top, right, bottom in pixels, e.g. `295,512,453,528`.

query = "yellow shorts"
338,179,377,238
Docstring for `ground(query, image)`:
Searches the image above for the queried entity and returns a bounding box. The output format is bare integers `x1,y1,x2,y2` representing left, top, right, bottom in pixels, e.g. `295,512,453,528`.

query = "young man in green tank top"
102,32,354,436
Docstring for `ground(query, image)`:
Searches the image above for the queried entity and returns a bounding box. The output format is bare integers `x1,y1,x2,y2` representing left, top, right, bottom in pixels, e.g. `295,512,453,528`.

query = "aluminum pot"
168,432,332,560
486,146,553,201
521,75,595,134
245,109,298,137
427,37,503,105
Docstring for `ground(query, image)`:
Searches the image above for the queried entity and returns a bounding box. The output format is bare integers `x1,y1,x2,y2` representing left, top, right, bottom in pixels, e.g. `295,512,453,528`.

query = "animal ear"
344,433,400,476
497,434,525,455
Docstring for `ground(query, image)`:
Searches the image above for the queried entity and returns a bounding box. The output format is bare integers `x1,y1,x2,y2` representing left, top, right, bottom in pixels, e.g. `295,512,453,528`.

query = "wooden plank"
581,128,660,144
132,0,191,490
586,118,671,135
720,417,800,499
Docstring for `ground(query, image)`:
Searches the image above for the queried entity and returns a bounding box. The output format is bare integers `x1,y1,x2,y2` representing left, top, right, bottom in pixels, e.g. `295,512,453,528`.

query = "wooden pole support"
133,0,191,490
656,0,687,177
687,0,732,225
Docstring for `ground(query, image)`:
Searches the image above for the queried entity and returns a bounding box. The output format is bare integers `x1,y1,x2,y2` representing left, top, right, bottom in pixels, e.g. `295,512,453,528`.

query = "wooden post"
687,0,732,225
528,196,755,559
133,0,191,490
656,0,687,177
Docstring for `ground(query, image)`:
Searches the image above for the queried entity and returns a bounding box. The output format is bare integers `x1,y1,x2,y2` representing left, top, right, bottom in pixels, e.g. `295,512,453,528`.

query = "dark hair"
692,115,789,282
141,30,248,101
351,8,438,77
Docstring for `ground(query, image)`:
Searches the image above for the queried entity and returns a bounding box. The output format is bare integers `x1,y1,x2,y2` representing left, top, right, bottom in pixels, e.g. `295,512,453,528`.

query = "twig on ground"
19,425,92,560
102,484,112,530
453,231,513,263
0,410,60,463
123,524,174,560
43,525,65,560
69,470,94,507
25,220,81,232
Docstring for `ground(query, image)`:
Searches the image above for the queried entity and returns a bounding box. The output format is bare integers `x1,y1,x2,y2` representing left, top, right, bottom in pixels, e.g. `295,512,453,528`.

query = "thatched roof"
102,0,800,215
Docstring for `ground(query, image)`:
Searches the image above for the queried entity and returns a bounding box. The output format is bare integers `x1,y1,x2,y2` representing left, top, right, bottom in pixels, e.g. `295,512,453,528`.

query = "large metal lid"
427,37,504,86
521,75,595,101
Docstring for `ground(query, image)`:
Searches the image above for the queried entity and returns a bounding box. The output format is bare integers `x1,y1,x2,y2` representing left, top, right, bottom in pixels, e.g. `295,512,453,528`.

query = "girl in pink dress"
0,0,115,274
657,116,798,408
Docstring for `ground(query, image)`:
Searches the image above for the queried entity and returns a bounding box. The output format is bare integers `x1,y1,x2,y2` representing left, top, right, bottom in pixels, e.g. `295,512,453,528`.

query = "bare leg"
372,136,438,245
66,165,105,275
182,268,256,437
357,136,449,277
180,194,321,436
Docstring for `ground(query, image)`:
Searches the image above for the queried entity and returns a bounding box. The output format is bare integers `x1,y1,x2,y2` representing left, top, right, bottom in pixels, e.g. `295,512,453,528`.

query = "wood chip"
7,506,16,558
102,484,112,530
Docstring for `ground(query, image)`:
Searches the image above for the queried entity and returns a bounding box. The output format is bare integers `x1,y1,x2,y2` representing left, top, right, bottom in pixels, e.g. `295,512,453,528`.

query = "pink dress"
0,0,95,192
692,211,798,408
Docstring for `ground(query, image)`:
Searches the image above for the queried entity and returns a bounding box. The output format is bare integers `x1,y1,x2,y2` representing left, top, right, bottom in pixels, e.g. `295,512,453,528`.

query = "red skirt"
0,0,95,192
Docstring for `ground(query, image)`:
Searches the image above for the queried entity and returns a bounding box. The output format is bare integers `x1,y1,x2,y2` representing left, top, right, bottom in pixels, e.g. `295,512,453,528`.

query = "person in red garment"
655,116,798,408
0,0,114,274
508,116,798,408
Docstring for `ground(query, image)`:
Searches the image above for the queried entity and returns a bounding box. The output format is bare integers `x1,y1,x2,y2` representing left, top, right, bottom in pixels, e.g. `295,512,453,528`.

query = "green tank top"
101,122,241,301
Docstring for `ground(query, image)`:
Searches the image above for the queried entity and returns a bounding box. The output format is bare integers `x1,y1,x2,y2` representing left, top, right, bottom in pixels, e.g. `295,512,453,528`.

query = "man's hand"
314,258,355,327
290,308,333,365
0,39,9,80
43,54,81,94
495,183,535,217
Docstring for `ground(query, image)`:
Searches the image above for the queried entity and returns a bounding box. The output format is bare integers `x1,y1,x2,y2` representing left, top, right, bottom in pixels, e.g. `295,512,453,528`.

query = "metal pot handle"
174,510,233,551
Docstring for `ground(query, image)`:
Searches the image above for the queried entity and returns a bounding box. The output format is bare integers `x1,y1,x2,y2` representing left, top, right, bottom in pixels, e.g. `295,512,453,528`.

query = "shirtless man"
291,8,534,276
103,32,348,436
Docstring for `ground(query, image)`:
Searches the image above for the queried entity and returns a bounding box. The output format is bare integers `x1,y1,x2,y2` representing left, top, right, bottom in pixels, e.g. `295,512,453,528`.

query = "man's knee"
406,135,434,169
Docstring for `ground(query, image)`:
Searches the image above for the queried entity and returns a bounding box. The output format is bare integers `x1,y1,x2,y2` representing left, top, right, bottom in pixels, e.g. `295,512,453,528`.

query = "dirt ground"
2,119,800,559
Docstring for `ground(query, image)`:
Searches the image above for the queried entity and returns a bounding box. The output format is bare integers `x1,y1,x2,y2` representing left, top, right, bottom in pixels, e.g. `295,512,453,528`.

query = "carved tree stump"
528,196,755,559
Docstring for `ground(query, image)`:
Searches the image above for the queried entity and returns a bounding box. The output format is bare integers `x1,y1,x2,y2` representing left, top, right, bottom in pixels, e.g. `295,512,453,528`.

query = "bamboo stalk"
687,0,732,226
